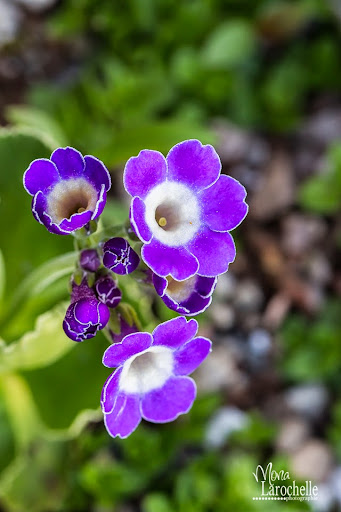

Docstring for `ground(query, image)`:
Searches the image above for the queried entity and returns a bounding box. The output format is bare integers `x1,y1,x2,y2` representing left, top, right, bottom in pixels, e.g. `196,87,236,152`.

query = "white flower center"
119,345,174,394
47,178,98,223
166,275,197,302
144,181,200,247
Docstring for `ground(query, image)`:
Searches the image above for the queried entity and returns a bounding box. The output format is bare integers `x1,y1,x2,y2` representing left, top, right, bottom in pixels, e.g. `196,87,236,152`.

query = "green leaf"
6,106,67,151
0,249,5,305
0,303,73,373
0,373,42,449
201,20,256,69
1,252,76,328
96,120,214,167
22,331,110,430
143,493,175,512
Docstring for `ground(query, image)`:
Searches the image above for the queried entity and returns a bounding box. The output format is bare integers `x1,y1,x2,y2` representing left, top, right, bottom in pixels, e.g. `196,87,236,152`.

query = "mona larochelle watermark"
252,462,318,502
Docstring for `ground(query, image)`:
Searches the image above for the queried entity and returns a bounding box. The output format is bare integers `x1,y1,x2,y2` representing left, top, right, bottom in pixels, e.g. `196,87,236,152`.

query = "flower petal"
51,147,85,179
102,332,153,368
152,274,168,297
168,292,212,316
196,276,217,298
104,393,141,438
124,149,167,199
32,192,69,235
200,175,248,232
142,240,199,280
174,337,212,375
166,139,221,191
84,155,111,191
130,196,152,243
23,158,60,196
59,209,92,232
101,367,123,414
152,316,197,349
91,185,107,220
141,376,196,423
188,228,236,277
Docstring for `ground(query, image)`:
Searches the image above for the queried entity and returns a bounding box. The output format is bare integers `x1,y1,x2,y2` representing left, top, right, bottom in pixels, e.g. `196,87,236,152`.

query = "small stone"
213,121,249,163
14,0,57,11
209,302,235,330
306,252,332,286
300,108,341,147
330,466,341,505
262,293,291,330
196,345,246,394
247,329,272,368
290,439,333,482
250,150,294,221
214,273,237,302
0,0,21,47
284,384,329,422
234,279,264,313
281,214,327,257
205,407,249,449
276,417,310,454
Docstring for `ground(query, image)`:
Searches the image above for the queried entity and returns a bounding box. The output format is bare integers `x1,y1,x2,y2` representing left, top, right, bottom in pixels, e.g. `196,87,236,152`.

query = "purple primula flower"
63,279,110,342
95,275,122,309
103,237,140,275
124,139,248,280
80,249,101,272
153,273,217,316
23,147,111,235
101,316,211,438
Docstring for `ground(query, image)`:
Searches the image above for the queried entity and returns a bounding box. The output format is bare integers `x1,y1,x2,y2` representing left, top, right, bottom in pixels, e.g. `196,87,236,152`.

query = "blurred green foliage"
20,0,341,164
280,300,341,386
299,144,341,214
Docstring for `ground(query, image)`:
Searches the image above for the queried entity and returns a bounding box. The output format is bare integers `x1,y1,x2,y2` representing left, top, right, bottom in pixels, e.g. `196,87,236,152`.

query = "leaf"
95,120,214,167
0,373,42,449
6,106,67,151
22,331,110,430
0,303,73,373
0,249,5,305
142,493,175,512
201,20,256,69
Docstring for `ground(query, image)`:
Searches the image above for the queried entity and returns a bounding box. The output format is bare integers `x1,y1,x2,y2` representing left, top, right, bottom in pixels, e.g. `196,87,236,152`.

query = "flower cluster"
23,140,248,438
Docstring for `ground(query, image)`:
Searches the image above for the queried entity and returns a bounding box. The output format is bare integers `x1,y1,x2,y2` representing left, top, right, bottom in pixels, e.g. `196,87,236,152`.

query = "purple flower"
153,274,217,316
103,237,140,275
101,316,211,438
124,139,248,280
80,249,101,272
63,279,110,342
95,275,122,308
23,147,111,235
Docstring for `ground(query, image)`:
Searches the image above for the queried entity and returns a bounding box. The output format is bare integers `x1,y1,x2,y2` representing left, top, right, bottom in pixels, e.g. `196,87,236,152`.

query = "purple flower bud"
79,249,101,272
63,278,110,342
95,275,122,308
103,237,140,275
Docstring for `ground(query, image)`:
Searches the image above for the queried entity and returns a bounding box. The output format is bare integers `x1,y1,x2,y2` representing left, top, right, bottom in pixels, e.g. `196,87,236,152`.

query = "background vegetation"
0,0,340,510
